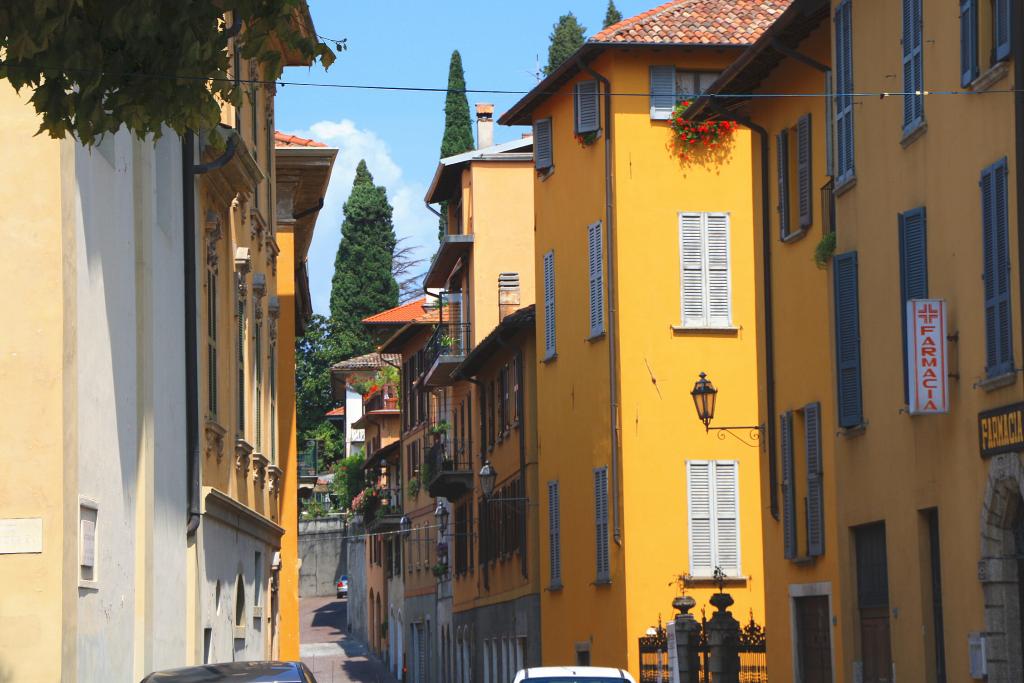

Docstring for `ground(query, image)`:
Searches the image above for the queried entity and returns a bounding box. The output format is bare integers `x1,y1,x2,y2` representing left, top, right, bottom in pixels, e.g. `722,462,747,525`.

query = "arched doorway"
979,453,1024,682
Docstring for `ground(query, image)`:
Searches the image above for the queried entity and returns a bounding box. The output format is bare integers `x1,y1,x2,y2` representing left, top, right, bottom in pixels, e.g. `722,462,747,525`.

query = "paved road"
300,595,398,683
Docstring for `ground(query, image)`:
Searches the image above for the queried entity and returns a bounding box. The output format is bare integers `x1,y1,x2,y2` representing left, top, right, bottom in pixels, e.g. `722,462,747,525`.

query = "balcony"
425,439,474,500
364,384,399,414
365,496,403,533
423,234,474,289
422,322,472,387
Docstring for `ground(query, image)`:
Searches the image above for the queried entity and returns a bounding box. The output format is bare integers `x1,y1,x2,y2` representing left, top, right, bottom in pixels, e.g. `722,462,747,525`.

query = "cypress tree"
438,50,475,240
544,13,586,76
604,1,623,28
329,160,399,344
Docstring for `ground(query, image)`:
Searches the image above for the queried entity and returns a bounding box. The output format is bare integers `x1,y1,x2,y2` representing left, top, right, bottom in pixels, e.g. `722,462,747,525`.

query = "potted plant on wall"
429,420,451,444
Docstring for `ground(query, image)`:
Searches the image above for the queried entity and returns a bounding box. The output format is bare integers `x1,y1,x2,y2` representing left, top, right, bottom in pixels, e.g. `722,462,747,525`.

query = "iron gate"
638,611,767,683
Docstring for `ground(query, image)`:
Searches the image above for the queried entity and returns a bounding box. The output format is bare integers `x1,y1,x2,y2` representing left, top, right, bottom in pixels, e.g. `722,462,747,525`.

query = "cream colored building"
0,4,328,679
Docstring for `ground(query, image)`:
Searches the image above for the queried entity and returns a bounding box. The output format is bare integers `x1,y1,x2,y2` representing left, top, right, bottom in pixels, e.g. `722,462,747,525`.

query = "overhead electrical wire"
0,62,1020,100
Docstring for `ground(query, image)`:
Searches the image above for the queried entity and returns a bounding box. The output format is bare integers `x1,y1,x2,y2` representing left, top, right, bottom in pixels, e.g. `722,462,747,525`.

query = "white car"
336,576,348,599
513,666,637,683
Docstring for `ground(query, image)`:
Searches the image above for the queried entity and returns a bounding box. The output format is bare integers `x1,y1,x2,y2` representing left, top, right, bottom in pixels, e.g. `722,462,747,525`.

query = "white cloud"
287,119,437,315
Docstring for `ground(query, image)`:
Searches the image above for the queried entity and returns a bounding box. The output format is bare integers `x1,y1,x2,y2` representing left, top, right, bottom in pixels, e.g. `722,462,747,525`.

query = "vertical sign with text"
907,299,949,414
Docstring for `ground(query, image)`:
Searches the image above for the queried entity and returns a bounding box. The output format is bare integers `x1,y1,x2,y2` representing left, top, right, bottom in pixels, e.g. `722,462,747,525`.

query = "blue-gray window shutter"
575,80,600,134
995,0,1011,61
776,130,790,239
594,467,610,581
834,251,863,428
982,158,1013,377
797,114,813,229
960,0,978,86
780,411,796,560
899,207,928,402
902,0,924,132
650,65,676,120
835,0,855,182
805,402,824,557
534,118,553,170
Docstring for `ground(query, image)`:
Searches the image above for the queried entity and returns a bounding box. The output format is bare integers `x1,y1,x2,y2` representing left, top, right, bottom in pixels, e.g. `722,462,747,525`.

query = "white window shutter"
650,65,676,119
679,213,706,327
543,251,556,359
705,213,731,327
534,118,553,170
588,221,604,337
687,461,714,577
575,80,600,134
713,461,740,576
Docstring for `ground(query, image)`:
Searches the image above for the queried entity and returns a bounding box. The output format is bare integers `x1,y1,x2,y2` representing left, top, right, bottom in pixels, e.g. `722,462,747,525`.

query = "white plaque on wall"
0,518,43,554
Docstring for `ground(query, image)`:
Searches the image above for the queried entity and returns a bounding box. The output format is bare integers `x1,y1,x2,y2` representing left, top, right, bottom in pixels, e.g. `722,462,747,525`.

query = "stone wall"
346,519,368,643
298,515,349,597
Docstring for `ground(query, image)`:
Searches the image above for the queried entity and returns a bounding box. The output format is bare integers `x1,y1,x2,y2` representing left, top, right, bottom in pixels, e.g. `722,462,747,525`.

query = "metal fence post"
706,592,741,683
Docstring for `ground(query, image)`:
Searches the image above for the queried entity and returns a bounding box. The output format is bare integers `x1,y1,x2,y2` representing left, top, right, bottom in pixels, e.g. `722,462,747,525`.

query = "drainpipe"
1014,0,1024,373
184,131,241,535
293,197,324,221
182,132,202,535
578,57,622,546
708,102,779,519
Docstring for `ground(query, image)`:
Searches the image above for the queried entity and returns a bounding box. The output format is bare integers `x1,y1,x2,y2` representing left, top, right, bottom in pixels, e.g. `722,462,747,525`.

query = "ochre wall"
829,0,1017,680
743,21,843,683
530,46,765,676
0,83,68,683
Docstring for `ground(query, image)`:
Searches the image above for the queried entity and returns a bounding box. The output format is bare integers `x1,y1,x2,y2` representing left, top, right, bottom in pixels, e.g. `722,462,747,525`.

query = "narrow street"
301,596,398,683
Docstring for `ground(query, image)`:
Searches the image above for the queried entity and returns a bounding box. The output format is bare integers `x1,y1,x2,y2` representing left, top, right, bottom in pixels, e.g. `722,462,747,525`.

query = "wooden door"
795,595,833,683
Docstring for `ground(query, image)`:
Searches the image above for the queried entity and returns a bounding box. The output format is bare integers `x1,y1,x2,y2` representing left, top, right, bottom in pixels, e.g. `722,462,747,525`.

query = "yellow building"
449,305,540,682
378,304,443,682
272,130,336,659
498,1,786,675
420,103,540,680
691,0,1024,679
0,3,327,679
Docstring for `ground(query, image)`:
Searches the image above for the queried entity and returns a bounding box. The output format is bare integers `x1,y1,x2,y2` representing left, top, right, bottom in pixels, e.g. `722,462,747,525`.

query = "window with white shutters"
594,467,610,582
686,460,741,577
679,212,731,328
574,80,600,134
587,222,604,337
548,481,562,588
543,250,556,359
534,118,553,171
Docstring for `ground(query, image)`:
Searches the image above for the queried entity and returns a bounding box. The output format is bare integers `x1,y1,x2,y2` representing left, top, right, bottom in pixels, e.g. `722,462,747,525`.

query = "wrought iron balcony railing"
425,438,474,500
425,322,471,368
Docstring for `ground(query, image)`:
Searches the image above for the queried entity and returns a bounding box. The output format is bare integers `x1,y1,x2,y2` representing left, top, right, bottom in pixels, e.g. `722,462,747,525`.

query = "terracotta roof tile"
274,131,329,148
325,407,346,417
362,297,440,325
331,352,401,372
590,0,791,45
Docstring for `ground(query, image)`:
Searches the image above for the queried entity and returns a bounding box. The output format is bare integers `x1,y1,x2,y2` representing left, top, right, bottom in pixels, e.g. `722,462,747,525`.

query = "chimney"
476,103,494,149
498,272,521,321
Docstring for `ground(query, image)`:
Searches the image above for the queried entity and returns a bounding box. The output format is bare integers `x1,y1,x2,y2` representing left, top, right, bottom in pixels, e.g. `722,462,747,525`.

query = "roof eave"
685,0,828,121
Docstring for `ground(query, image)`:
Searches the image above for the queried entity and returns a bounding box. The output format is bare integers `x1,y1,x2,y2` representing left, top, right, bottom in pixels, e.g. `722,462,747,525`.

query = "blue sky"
275,0,653,315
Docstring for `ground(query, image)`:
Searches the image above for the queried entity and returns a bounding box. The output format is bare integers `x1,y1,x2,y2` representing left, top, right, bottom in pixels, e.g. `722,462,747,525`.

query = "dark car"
140,661,317,682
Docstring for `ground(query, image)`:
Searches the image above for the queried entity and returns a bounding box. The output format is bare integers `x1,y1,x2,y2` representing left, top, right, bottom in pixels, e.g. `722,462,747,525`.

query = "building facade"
420,105,539,683
0,86,190,682
691,0,1024,680
499,2,781,675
